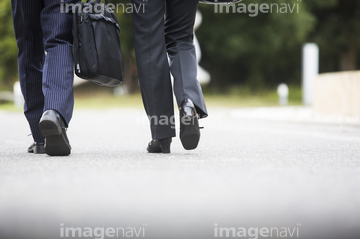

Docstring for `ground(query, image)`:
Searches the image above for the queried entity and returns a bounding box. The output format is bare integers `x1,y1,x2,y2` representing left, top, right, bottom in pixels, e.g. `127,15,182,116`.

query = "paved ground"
0,107,360,239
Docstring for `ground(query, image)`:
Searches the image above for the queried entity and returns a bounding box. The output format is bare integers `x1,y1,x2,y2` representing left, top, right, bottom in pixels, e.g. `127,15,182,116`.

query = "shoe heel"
33,145,45,154
39,120,62,136
160,138,172,154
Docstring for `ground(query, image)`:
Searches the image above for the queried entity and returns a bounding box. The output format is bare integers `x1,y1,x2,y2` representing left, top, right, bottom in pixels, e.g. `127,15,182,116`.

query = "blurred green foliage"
197,0,315,89
197,0,360,89
0,0,17,90
1,0,360,92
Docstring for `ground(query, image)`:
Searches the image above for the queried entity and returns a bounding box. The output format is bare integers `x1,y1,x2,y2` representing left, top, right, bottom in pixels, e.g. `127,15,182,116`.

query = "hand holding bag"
73,0,124,87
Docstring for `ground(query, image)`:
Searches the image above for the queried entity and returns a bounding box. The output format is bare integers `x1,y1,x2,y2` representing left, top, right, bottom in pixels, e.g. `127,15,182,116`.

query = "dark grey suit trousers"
131,0,208,140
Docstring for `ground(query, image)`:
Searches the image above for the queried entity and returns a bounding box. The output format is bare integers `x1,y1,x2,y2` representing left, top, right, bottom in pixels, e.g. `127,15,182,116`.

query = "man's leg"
41,0,78,126
11,0,45,144
131,0,176,140
165,0,208,118
37,0,78,156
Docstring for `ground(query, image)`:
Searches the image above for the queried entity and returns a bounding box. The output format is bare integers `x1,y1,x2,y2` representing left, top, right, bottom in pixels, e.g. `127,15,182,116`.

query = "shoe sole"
180,115,200,150
39,120,71,156
147,146,162,153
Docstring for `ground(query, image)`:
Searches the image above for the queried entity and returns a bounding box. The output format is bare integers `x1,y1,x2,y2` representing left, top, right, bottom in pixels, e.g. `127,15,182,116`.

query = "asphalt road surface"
1,107,359,239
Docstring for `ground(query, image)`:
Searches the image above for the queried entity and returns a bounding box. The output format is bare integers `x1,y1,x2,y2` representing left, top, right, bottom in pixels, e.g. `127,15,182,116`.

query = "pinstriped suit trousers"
11,0,78,143
131,0,208,140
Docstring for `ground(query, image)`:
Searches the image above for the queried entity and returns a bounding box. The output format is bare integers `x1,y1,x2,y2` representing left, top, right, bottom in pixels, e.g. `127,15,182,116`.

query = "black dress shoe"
27,142,45,154
39,110,71,156
179,99,200,150
147,138,172,154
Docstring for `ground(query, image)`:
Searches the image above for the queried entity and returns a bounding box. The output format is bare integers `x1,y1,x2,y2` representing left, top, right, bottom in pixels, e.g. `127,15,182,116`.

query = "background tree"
306,0,360,72
0,0,18,90
197,0,315,90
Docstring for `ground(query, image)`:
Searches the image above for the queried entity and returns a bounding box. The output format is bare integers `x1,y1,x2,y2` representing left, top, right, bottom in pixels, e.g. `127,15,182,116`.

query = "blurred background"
0,0,359,109
1,2,360,238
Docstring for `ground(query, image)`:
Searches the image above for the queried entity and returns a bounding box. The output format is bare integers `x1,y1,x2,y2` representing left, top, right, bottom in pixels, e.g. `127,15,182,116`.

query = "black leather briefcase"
73,0,124,87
